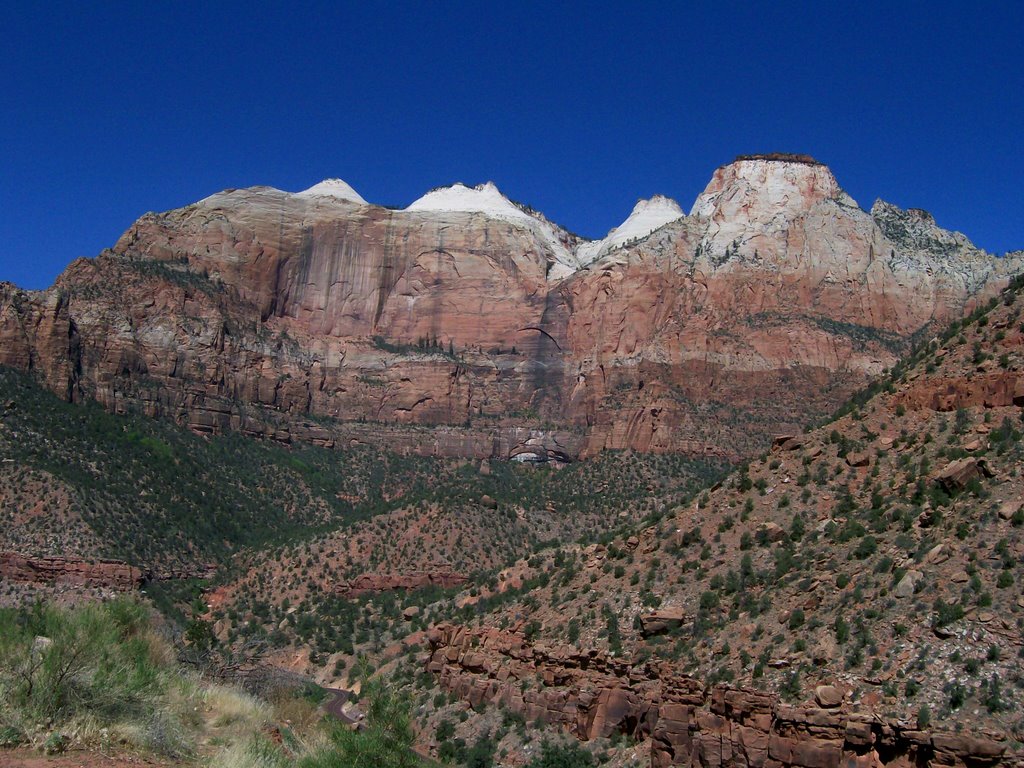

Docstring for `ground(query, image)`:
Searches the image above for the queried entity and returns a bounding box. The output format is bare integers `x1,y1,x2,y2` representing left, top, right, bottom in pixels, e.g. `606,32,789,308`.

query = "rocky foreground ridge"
2,155,1021,459
426,623,1012,768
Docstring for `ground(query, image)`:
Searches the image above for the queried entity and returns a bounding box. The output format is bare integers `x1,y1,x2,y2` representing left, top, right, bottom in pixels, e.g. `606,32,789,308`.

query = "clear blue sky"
3,2,1022,289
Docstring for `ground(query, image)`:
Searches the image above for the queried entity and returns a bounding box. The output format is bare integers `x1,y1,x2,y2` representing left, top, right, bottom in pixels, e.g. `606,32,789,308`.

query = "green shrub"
983,675,1005,713
834,617,850,644
0,725,26,747
435,719,455,742
43,732,67,755
0,598,163,725
525,741,597,768
300,675,418,768
852,535,877,560
464,732,497,768
947,682,967,710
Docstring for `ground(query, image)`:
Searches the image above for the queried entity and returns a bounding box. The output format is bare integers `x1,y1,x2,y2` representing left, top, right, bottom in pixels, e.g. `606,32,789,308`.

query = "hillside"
0,362,722,609
0,363,445,572
416,278,1024,766
0,596,484,768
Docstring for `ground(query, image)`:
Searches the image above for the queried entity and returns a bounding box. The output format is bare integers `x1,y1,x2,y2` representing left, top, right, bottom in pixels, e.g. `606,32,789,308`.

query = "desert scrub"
0,597,191,755
0,597,345,764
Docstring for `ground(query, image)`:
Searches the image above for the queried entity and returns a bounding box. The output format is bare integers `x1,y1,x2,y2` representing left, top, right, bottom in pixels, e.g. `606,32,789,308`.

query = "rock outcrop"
0,552,143,590
2,157,1020,460
898,371,1024,412
337,569,468,597
932,456,995,493
425,623,1014,768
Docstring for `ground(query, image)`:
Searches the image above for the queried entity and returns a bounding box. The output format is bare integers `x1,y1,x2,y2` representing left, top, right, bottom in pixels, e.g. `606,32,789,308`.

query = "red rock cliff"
1,160,1020,460
426,623,1014,768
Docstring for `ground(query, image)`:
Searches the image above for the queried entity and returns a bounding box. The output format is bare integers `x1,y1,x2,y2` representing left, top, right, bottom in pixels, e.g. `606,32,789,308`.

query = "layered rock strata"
338,569,469,597
2,156,1020,459
0,552,144,590
425,623,1014,768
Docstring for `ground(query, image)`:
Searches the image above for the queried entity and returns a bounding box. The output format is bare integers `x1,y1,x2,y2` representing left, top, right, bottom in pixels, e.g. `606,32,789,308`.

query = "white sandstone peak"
407,182,580,279
295,179,367,204
405,182,530,220
575,195,685,267
608,196,685,247
691,155,856,217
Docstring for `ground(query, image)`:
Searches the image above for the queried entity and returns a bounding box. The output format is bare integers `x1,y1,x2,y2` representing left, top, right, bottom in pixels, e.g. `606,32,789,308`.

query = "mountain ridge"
1,156,1021,463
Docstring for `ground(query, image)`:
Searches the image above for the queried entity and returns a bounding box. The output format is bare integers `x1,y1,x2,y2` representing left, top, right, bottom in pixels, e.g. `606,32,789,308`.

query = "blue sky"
3,2,1022,289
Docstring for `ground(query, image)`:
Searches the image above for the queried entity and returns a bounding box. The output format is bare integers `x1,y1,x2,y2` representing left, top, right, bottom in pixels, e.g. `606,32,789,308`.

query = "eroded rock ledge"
0,552,217,590
425,623,1014,768
0,552,144,590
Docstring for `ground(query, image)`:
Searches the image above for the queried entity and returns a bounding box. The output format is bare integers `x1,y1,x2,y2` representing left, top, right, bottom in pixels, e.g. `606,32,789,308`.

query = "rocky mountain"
1,154,1020,461
416,275,1024,767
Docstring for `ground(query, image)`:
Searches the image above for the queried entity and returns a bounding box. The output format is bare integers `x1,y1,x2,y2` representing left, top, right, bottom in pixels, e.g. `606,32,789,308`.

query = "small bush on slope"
525,741,597,768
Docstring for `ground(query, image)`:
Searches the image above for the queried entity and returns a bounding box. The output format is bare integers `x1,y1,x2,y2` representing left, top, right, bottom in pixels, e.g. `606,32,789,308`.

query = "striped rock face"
1,157,1020,460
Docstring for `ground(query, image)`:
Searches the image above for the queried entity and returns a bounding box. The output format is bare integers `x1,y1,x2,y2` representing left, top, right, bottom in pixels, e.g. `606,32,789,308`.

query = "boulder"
894,570,923,598
639,607,686,637
581,687,640,740
813,685,844,708
774,435,807,451
923,543,948,565
811,635,838,666
998,500,1021,520
758,522,787,543
931,733,1006,765
845,451,870,468
768,734,842,768
773,434,799,449
933,457,994,493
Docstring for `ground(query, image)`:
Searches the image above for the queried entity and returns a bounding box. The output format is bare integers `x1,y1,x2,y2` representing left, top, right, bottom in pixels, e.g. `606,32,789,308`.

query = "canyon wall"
2,156,1020,460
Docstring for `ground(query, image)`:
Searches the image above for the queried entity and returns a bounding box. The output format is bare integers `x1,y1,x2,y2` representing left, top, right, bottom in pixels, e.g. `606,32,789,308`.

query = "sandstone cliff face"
426,624,1013,768
1,157,1020,459
561,156,1023,455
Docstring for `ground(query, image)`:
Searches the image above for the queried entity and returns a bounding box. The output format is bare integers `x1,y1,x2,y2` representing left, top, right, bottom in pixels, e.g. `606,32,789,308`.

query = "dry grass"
205,685,272,730
208,734,290,768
